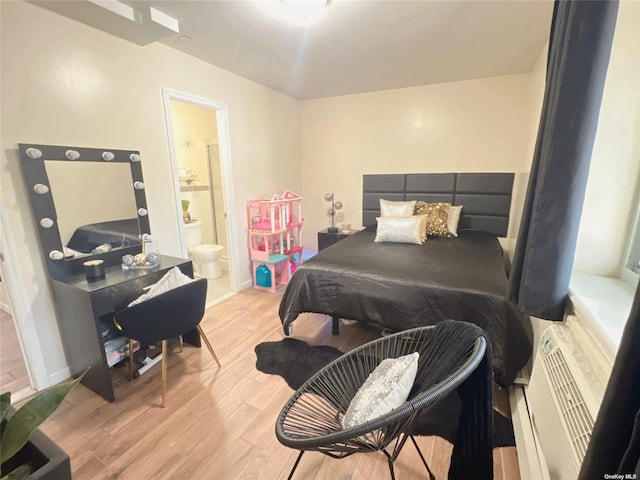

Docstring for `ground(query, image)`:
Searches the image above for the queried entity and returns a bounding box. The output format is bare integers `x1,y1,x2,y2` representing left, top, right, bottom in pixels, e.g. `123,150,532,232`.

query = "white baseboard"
48,366,72,386
10,386,37,404
240,279,253,289
205,291,237,308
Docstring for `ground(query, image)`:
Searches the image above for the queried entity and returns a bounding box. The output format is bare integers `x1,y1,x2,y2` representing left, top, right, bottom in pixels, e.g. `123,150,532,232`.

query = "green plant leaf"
0,392,10,422
0,372,85,464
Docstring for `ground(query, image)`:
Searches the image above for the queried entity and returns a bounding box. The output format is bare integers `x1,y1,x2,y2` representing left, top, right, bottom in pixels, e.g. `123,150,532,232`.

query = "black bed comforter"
279,227,532,387
66,218,140,253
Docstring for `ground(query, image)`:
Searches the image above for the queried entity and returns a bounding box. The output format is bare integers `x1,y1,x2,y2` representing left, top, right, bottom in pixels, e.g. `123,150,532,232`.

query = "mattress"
279,227,532,387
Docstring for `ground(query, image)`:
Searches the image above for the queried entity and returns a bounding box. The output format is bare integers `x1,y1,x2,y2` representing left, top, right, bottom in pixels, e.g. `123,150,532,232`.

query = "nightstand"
317,228,358,251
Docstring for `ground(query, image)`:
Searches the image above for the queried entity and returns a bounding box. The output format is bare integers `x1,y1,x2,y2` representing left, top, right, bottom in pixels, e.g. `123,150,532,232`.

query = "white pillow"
374,216,426,244
448,205,463,237
342,352,419,429
379,199,416,217
128,266,194,307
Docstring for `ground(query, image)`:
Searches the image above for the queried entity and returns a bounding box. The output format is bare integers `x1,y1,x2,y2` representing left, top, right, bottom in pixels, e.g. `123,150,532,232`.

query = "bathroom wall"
208,143,228,256
169,99,227,253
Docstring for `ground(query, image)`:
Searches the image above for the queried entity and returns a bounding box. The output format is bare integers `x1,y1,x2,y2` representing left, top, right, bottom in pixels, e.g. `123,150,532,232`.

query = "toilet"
184,220,224,279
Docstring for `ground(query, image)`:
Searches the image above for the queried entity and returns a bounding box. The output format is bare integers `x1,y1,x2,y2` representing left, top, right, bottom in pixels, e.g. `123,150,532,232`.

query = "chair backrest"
113,278,207,345
303,321,486,410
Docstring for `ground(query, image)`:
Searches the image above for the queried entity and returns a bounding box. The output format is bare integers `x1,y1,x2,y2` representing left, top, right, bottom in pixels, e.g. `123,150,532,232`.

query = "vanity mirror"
19,144,151,279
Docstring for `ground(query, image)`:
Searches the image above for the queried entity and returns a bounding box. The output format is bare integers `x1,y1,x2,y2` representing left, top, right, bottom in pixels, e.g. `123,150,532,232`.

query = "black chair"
113,278,221,407
275,320,493,480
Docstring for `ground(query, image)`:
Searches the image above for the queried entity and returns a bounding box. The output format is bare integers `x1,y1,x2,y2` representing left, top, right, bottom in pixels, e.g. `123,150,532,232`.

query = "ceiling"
30,0,554,100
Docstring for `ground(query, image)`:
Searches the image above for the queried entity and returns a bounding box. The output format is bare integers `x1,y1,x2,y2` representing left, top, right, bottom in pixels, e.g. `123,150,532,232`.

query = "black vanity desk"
50,254,195,402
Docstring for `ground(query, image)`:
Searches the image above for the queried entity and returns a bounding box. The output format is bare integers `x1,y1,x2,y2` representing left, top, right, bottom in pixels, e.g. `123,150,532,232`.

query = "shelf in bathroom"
180,185,209,192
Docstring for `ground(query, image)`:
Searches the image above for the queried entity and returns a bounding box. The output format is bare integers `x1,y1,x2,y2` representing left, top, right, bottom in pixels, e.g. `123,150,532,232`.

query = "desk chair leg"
161,339,168,408
128,339,134,381
196,325,221,367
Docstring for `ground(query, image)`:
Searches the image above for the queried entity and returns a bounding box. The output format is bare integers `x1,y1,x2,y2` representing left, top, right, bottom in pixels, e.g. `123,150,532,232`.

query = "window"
621,197,640,287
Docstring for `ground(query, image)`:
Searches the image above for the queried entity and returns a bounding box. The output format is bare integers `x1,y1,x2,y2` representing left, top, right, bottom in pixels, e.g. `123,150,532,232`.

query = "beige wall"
574,0,640,276
299,73,540,252
0,1,300,382
507,43,548,252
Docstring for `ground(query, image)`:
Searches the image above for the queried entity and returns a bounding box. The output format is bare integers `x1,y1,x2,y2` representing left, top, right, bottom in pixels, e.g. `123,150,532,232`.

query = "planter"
1,416,71,480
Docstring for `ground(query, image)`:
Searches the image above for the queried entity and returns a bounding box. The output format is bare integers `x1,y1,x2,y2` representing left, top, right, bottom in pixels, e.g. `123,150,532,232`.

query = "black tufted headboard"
362,172,515,237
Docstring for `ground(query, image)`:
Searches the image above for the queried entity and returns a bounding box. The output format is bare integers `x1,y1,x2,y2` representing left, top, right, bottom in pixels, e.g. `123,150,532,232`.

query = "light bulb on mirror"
40,218,54,228
49,250,64,260
33,184,49,194
26,148,43,159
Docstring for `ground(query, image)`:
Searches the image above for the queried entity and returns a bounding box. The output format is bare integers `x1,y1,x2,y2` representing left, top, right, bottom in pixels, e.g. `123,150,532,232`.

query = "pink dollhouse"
247,190,303,292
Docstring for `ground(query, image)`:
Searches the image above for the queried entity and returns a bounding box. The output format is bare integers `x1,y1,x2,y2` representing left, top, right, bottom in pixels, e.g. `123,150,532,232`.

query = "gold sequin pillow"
414,201,451,238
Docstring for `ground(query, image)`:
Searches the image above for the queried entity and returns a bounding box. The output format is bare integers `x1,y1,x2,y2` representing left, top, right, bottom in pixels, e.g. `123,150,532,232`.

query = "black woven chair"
113,278,220,407
275,320,493,480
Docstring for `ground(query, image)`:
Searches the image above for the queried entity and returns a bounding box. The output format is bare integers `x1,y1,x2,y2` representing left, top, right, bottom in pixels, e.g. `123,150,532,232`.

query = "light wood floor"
0,307,31,394
35,288,520,479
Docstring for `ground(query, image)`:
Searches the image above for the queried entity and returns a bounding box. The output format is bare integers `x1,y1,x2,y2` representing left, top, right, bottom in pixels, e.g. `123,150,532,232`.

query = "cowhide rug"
255,337,515,448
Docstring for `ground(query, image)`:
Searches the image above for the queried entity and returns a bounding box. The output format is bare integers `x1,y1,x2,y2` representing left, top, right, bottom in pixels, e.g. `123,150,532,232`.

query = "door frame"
161,88,241,292
0,203,49,392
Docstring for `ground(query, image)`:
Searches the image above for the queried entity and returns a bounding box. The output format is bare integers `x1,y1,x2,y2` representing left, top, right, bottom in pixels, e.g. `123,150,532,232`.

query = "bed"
66,218,141,254
279,173,532,387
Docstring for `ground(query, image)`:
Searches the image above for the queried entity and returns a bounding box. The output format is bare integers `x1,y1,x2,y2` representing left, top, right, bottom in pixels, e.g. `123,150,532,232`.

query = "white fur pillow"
448,205,463,237
375,216,426,244
342,352,419,429
128,266,194,307
379,199,417,217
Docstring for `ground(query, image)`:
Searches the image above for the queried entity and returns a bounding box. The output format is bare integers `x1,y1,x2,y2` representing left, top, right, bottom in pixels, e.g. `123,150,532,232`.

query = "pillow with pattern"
414,201,451,238
379,199,417,217
375,216,426,244
128,267,193,307
342,352,419,429
448,205,463,237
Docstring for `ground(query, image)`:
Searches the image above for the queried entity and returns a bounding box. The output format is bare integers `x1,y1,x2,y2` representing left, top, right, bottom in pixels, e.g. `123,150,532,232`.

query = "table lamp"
324,193,342,233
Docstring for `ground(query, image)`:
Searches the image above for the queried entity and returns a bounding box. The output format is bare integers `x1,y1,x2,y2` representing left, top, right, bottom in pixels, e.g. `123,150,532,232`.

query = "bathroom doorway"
163,89,239,306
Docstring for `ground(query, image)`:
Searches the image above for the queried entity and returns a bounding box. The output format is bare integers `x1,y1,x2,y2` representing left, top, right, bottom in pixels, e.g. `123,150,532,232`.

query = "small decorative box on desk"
317,228,359,252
